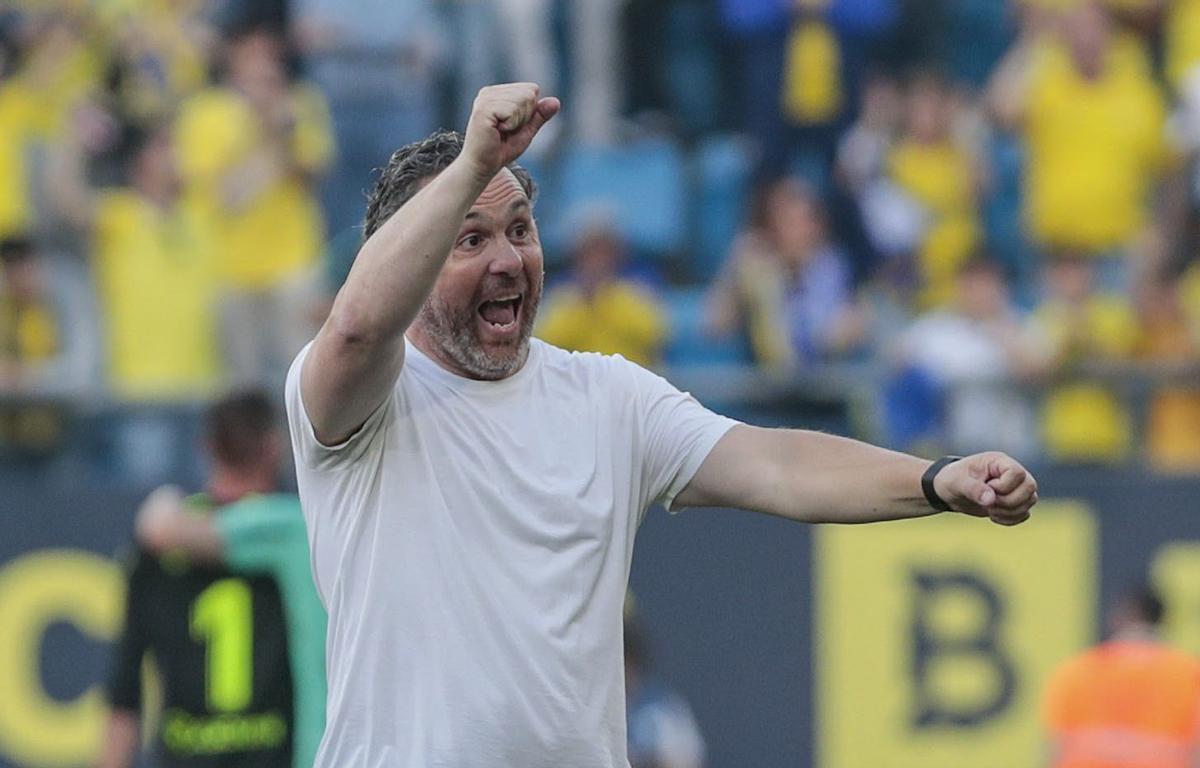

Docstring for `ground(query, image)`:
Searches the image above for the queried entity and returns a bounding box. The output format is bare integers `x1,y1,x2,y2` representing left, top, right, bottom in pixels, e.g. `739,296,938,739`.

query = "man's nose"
487,240,524,276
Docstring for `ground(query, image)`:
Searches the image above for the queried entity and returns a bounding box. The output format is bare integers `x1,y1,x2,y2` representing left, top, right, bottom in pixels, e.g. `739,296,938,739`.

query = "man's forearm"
303,158,491,442
327,158,489,345
683,426,937,523
765,430,936,524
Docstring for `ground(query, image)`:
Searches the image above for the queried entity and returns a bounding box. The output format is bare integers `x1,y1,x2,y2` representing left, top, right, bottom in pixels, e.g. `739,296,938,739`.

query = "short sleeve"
285,342,393,471
107,551,150,712
626,360,739,513
215,495,307,573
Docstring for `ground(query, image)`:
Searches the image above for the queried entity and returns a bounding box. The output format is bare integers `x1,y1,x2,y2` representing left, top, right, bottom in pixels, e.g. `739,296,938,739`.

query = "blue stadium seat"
692,135,752,282
544,138,688,264
662,286,752,367
663,3,721,138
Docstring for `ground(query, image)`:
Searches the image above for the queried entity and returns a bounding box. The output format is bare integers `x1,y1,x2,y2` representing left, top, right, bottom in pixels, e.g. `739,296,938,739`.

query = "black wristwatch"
921,456,962,512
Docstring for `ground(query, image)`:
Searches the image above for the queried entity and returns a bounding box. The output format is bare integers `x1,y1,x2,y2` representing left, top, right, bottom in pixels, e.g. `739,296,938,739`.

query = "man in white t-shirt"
287,83,1039,767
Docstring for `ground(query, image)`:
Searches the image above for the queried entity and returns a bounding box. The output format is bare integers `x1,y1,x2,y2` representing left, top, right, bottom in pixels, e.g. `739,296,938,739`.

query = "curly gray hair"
362,129,538,240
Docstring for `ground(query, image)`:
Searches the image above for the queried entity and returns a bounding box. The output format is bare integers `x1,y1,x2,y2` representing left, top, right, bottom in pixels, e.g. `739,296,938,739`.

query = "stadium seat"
663,3,722,138
692,134,752,282
543,138,688,264
662,285,752,367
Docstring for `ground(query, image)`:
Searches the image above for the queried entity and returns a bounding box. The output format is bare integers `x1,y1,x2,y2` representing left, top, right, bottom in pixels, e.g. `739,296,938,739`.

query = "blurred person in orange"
1043,585,1200,768
707,176,864,369
49,118,220,401
176,21,333,387
991,1,1168,287
885,70,981,309
1028,253,1140,462
536,215,667,369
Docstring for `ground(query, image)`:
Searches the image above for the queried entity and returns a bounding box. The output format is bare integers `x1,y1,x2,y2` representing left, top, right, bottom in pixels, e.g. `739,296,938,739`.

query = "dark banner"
1,470,1197,767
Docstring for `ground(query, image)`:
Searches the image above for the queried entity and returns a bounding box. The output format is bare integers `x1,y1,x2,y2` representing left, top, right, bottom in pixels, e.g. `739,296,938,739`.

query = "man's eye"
460,234,482,248
511,225,527,239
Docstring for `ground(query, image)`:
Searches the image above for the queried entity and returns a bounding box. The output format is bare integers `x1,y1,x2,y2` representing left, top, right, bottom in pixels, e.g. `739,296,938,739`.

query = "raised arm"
675,425,1037,525
301,83,559,445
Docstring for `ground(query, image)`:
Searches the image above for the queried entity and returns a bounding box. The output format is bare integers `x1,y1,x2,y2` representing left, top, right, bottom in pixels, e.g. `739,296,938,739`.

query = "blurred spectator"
885,71,982,308
834,71,900,197
1135,268,1200,473
293,0,439,234
96,0,215,128
625,612,706,768
537,218,668,369
1028,254,1139,463
718,0,791,173
707,177,863,369
891,257,1039,456
50,119,219,400
0,29,38,241
831,70,901,283
991,2,1167,286
0,236,67,456
1043,585,1200,768
50,118,218,483
1165,0,1200,95
176,22,333,387
100,391,296,768
132,390,326,768
0,12,102,240
780,0,846,182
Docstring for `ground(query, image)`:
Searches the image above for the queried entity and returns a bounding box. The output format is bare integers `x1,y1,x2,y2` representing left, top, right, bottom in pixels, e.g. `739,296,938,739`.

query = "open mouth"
476,293,523,331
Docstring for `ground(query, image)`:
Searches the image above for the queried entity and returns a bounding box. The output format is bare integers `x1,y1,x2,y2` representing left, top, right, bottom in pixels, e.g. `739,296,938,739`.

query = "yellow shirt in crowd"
0,295,58,364
92,190,219,399
1025,37,1167,252
1142,266,1200,473
537,282,668,369
0,81,41,240
176,85,333,289
887,140,981,308
1167,0,1200,92
1032,295,1140,462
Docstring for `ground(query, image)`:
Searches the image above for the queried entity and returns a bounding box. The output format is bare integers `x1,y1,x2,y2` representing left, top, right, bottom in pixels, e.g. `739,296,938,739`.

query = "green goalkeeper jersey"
216,494,325,768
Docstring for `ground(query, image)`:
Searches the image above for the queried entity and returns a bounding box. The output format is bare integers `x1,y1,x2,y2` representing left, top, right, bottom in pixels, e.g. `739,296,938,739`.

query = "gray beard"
417,280,542,380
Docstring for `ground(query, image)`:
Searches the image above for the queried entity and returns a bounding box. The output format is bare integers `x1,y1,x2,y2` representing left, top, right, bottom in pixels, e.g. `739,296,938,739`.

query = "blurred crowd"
1,0,1200,482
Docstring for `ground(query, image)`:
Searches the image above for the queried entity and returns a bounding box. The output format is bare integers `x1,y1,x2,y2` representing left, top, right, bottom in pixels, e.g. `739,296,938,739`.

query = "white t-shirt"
285,337,737,768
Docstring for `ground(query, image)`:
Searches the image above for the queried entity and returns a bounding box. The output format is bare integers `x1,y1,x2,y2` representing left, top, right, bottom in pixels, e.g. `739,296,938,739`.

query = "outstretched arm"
302,83,559,445
675,425,1037,525
135,486,224,560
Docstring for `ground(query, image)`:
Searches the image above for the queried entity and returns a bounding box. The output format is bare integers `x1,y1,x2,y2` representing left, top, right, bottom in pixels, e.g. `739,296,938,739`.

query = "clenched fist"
461,83,560,182
932,452,1039,526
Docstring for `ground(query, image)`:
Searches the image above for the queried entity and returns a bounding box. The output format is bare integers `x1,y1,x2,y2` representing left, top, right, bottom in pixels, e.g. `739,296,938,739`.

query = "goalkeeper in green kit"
133,391,327,768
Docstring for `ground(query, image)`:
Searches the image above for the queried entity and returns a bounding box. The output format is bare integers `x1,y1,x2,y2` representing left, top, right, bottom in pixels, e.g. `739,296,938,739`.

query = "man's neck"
404,327,529,382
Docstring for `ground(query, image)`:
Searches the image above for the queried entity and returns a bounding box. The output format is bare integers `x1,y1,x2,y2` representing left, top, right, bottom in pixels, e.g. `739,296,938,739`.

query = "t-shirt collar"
403,335,541,395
